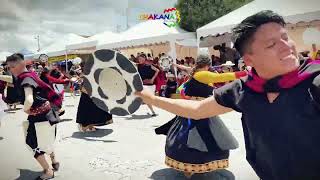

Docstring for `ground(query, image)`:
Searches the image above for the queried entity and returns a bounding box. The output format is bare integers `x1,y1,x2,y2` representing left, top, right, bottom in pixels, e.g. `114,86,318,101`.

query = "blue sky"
0,0,176,53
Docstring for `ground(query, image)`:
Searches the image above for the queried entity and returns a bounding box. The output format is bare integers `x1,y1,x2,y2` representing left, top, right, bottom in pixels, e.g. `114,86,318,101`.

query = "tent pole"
65,49,68,73
169,40,177,77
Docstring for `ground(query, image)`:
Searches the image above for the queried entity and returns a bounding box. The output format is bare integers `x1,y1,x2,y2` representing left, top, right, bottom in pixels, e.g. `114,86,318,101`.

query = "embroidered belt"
29,101,51,116
165,156,229,173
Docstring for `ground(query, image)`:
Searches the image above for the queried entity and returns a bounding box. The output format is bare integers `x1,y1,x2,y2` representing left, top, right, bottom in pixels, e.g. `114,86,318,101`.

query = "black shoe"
58,110,65,116
52,162,60,171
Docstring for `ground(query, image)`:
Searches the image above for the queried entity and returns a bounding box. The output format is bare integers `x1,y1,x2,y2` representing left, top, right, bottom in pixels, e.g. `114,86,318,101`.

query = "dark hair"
138,53,147,59
43,66,50,73
213,45,221,50
69,70,76,76
190,54,212,77
16,53,24,60
232,10,286,56
300,51,310,58
6,53,24,63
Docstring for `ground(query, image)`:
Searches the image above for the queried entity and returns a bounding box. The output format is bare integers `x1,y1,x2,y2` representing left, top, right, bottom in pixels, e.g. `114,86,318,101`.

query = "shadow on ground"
65,105,75,107
0,136,3,140
60,118,74,123
150,168,235,180
5,111,16,114
70,128,116,143
4,108,22,113
15,169,42,180
125,114,153,120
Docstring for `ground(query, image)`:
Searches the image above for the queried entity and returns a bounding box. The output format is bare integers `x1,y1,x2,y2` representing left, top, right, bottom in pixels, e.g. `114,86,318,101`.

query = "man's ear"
243,54,253,67
21,60,26,67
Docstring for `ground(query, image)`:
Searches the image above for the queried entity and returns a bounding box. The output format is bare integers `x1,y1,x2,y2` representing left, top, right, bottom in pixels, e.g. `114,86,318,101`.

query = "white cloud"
0,0,176,53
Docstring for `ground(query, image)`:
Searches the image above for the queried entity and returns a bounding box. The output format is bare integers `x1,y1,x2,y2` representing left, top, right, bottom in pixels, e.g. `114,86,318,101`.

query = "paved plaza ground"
0,94,258,180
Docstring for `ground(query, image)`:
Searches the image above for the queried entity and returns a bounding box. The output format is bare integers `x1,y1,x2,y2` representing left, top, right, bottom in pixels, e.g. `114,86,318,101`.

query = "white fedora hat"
221,61,235,66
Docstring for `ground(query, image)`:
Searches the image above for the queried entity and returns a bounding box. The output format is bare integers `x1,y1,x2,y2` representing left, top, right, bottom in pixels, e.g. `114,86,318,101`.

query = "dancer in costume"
76,85,113,132
69,70,82,96
0,66,7,126
137,53,159,116
39,67,68,116
40,67,70,86
0,93,6,127
6,53,61,180
1,64,20,110
47,64,69,103
155,54,246,178
137,11,320,180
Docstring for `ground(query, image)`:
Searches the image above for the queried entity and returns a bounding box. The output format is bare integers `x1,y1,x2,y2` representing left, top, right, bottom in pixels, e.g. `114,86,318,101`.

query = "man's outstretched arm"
135,90,232,120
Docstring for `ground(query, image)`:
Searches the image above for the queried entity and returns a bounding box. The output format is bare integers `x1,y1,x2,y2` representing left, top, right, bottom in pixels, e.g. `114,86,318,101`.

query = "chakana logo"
139,8,181,27
163,8,181,27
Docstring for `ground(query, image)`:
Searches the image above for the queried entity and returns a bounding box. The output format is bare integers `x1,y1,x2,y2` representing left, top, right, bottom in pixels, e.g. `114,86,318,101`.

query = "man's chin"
282,64,299,75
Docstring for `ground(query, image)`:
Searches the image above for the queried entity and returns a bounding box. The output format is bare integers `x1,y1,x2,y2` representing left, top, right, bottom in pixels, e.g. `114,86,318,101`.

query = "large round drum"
159,55,173,71
82,49,143,116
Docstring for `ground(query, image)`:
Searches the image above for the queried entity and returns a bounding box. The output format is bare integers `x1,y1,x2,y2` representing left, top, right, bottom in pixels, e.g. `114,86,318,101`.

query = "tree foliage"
175,0,252,32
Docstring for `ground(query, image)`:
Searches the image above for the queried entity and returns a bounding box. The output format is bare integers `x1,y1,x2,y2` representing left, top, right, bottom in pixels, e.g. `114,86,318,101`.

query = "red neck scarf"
18,71,62,108
245,60,320,93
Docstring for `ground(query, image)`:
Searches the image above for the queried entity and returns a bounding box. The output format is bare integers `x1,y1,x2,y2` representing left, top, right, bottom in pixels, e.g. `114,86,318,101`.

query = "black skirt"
76,93,112,126
165,116,239,163
159,116,239,173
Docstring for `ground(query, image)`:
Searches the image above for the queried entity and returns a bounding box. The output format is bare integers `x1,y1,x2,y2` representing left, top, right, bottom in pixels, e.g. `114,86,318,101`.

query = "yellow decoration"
165,156,229,173
193,71,238,84
48,54,77,63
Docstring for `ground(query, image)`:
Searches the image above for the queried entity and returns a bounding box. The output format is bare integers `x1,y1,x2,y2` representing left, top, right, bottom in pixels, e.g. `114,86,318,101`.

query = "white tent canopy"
66,31,122,51
35,33,87,57
68,21,196,59
176,39,197,47
97,20,195,77
197,0,320,47
98,20,195,49
0,51,11,61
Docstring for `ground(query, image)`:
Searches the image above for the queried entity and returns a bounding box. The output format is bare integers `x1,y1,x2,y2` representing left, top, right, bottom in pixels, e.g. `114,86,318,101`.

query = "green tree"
175,0,252,32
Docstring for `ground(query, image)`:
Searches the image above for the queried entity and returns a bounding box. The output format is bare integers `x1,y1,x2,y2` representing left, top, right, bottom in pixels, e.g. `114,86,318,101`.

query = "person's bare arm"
150,65,160,83
135,90,232,120
24,87,34,113
173,63,192,73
